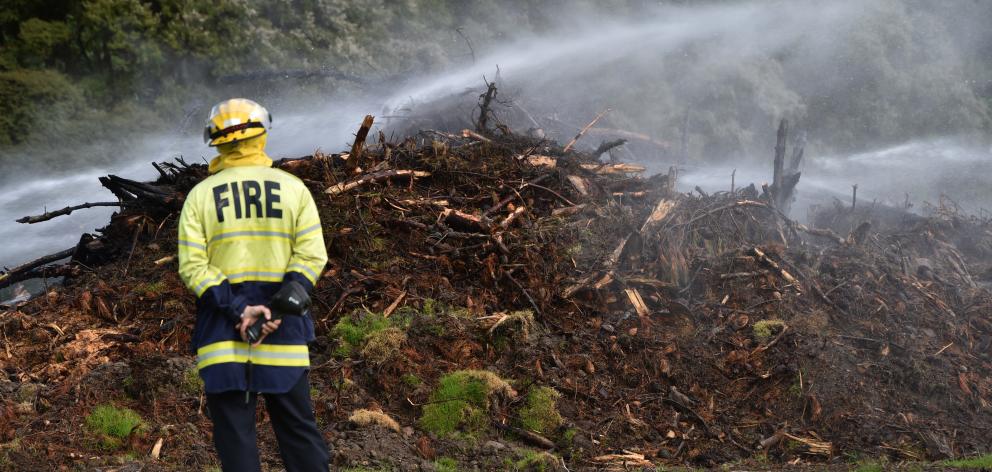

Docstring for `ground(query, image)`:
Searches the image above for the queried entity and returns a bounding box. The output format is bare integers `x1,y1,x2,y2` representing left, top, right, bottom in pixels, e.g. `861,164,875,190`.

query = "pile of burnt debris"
2,90,991,471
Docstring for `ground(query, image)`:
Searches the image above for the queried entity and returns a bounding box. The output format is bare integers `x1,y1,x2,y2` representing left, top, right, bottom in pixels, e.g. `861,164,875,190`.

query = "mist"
2,0,991,270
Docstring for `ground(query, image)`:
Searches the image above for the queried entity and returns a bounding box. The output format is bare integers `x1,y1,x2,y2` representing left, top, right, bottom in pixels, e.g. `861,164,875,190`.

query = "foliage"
518,387,563,435
0,69,81,145
1,0,991,165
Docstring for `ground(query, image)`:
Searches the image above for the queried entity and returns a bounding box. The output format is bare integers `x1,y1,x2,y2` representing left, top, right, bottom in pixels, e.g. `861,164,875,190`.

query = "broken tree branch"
476,81,497,132
17,202,123,224
345,115,375,171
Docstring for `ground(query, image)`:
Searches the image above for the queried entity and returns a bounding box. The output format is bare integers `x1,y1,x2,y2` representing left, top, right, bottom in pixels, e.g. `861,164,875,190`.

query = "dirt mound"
1,120,991,470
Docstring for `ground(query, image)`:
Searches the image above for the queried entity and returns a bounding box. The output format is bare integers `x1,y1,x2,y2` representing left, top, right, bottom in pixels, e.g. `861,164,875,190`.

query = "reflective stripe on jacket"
178,165,327,394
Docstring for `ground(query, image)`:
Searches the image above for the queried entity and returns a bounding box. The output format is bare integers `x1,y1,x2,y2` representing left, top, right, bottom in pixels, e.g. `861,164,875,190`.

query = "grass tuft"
181,367,203,395
944,454,992,469
86,404,143,449
434,457,458,472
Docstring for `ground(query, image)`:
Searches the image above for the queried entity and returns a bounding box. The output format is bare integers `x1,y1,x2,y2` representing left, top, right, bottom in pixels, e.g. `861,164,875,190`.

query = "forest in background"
2,0,992,167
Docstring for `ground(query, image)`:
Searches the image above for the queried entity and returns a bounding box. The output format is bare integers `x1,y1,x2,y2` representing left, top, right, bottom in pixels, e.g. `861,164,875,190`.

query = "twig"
563,109,610,153
503,271,542,318
455,27,476,64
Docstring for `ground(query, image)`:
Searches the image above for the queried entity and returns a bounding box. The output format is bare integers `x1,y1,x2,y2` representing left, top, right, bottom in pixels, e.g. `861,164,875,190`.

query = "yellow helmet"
203,98,272,146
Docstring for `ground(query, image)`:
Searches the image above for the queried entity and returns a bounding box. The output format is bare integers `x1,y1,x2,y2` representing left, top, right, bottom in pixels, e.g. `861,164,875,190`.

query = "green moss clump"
419,370,513,437
332,310,408,358
752,319,786,342
86,404,143,448
518,387,563,435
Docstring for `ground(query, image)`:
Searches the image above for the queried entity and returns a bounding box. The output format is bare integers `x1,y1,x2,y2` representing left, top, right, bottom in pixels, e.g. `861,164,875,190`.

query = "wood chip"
625,288,650,318
150,437,163,459
640,198,676,233
566,175,590,196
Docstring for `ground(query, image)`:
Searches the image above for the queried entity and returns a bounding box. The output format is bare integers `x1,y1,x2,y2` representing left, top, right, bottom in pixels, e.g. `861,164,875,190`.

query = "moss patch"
419,370,514,437
131,281,166,298
361,327,407,365
518,387,563,435
511,449,558,471
332,310,409,359
752,319,786,342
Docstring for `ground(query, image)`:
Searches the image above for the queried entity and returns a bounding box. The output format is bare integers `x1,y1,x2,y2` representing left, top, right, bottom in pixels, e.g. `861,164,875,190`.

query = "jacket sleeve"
177,196,246,321
284,185,328,292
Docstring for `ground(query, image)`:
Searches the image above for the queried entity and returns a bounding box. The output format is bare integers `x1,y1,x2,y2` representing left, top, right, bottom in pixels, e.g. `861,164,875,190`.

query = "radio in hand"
247,280,311,343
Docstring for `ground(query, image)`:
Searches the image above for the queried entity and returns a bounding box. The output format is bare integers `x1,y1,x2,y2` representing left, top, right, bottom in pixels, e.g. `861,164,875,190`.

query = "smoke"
2,0,991,270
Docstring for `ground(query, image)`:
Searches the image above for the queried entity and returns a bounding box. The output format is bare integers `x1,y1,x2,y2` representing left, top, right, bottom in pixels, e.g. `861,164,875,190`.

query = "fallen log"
579,163,646,175
0,263,80,290
325,169,431,196
0,247,76,287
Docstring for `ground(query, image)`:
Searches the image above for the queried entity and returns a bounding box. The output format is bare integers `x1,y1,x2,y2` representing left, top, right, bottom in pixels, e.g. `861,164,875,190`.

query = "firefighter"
178,98,330,471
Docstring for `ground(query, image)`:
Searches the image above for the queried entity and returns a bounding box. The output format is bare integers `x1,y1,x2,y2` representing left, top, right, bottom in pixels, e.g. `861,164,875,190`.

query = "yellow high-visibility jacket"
178,164,327,394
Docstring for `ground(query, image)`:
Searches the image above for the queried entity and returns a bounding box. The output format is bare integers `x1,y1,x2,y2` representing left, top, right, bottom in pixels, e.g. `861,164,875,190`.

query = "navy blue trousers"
206,373,329,472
